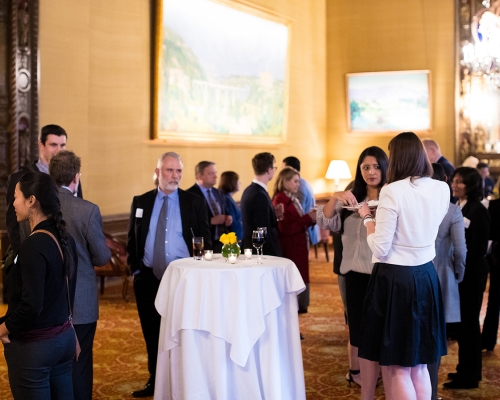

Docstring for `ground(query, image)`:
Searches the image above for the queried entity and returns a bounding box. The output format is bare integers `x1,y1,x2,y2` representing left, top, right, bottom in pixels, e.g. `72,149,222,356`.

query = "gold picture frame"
346,70,432,134
152,0,292,146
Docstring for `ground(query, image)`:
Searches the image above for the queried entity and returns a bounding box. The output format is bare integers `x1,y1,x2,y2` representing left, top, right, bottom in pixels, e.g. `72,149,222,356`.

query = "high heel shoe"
345,370,361,387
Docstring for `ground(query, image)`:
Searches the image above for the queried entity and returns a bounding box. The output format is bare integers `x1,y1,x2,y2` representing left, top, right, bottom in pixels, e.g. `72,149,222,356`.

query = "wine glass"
257,227,267,258
252,230,264,264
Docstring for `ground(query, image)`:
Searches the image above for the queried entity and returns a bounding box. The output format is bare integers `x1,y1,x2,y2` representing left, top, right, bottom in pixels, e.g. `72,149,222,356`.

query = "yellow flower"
219,233,230,245
220,232,238,245
227,232,237,244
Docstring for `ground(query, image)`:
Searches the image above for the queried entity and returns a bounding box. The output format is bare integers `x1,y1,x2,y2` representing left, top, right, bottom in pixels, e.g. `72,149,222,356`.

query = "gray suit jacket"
58,187,111,325
433,202,467,323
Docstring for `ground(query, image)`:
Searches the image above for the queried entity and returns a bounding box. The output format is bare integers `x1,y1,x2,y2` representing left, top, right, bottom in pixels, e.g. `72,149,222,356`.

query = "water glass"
192,237,204,260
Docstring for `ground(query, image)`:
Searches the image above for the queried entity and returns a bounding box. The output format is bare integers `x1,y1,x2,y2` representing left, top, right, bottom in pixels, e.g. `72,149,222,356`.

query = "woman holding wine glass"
272,167,316,313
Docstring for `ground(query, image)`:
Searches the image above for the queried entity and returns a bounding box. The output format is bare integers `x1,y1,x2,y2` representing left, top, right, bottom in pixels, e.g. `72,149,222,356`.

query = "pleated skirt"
358,261,447,367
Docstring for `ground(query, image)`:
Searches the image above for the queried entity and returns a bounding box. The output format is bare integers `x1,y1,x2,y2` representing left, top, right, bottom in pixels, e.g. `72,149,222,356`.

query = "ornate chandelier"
461,0,500,88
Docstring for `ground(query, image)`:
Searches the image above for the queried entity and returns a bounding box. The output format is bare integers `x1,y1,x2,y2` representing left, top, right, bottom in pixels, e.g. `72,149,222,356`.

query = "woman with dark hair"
317,146,388,397
0,171,78,399
272,167,316,312
219,171,243,241
444,167,489,389
427,163,466,399
357,132,449,399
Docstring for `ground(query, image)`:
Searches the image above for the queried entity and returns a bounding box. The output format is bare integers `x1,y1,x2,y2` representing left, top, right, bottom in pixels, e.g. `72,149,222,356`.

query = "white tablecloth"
154,255,306,399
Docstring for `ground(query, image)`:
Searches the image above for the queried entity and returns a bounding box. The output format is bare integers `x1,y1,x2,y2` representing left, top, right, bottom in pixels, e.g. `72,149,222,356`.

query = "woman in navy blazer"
444,167,490,389
219,171,243,242
272,167,316,313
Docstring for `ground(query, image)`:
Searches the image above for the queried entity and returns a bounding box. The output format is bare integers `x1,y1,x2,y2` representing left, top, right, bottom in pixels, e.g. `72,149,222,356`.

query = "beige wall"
39,0,327,215
39,0,456,215
326,0,455,187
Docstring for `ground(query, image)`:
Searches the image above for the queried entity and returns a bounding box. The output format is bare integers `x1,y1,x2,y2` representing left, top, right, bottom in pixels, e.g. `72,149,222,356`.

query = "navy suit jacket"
240,182,282,257
127,188,212,275
186,184,231,246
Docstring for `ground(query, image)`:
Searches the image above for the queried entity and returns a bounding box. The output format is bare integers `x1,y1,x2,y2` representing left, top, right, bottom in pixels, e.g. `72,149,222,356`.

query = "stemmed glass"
257,227,267,259
252,230,264,264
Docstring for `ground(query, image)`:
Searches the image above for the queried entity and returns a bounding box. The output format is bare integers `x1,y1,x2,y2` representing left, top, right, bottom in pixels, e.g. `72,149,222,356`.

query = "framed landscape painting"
346,70,432,133
153,0,291,145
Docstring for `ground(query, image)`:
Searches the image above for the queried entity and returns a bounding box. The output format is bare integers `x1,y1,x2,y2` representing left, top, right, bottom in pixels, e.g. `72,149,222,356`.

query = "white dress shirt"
367,177,449,265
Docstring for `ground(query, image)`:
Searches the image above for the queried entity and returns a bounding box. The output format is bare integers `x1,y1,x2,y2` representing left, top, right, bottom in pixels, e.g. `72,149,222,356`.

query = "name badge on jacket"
463,217,471,229
136,208,144,218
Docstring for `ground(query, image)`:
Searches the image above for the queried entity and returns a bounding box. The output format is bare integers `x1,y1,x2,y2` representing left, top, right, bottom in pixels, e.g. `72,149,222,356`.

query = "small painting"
346,70,431,133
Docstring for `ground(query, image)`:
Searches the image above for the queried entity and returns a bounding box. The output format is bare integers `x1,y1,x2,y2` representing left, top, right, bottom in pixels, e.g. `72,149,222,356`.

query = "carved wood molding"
0,0,39,230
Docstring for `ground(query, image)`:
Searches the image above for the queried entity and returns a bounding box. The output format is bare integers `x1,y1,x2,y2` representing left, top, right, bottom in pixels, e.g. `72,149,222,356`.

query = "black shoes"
132,382,155,398
345,370,361,387
443,379,479,389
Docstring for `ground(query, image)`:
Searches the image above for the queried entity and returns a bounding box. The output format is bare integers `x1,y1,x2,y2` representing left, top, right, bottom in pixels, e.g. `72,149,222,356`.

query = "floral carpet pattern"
0,248,498,399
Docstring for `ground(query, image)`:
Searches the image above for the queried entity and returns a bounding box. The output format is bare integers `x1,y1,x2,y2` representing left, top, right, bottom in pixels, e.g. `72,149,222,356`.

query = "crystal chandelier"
461,0,500,88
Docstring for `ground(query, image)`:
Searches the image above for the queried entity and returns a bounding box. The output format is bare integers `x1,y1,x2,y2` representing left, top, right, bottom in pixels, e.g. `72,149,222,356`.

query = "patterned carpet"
0,248,498,399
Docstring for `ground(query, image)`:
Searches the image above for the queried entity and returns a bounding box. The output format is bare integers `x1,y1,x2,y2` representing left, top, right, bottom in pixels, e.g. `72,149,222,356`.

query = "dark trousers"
427,359,440,400
456,270,488,382
73,322,97,400
134,268,161,384
4,327,75,399
482,255,500,351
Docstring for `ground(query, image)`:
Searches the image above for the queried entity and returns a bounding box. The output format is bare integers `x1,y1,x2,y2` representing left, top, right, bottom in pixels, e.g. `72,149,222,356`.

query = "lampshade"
325,160,352,180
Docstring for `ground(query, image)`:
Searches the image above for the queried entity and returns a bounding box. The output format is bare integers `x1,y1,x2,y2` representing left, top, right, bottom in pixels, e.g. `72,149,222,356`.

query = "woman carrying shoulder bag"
0,171,78,399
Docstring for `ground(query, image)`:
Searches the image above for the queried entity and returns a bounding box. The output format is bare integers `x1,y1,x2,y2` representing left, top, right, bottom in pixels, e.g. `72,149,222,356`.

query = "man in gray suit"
49,151,111,400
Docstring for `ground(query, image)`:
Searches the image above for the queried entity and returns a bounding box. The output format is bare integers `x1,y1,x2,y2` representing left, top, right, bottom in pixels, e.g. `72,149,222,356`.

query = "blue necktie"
152,196,168,279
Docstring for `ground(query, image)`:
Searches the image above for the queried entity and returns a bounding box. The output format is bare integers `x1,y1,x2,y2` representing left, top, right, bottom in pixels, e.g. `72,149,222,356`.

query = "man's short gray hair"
156,151,182,168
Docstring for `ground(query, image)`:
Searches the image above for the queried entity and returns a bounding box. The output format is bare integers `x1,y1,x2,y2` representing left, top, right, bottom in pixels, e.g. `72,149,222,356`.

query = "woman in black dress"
444,167,489,389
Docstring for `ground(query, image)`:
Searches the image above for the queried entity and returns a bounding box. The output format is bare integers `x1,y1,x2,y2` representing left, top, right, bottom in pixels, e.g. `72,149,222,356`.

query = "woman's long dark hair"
351,146,389,203
451,166,483,202
338,146,388,234
387,132,433,183
18,171,74,278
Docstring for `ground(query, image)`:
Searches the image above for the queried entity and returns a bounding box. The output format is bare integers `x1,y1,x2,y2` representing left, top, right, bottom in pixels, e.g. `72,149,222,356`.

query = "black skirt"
358,261,447,367
345,271,371,347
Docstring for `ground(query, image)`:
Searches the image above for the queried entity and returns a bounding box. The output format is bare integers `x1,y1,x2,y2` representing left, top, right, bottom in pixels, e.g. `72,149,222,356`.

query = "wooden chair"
94,233,130,301
313,228,331,262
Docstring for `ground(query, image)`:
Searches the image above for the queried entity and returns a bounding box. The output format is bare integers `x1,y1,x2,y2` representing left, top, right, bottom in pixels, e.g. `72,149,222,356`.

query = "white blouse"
367,177,449,265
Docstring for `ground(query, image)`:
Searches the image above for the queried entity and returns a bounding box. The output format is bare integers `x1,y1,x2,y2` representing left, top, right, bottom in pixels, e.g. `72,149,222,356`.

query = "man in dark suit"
49,151,111,400
477,162,495,199
423,139,455,202
186,161,232,252
127,152,211,398
241,152,282,257
6,124,83,253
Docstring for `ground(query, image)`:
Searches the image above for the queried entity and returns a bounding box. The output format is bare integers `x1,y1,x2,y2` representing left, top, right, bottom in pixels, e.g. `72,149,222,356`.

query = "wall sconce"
325,160,352,192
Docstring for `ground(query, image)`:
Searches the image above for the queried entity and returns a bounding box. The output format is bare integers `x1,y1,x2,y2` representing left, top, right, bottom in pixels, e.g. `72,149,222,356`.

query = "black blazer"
240,182,282,257
462,199,490,277
186,184,231,238
126,188,212,275
6,162,83,253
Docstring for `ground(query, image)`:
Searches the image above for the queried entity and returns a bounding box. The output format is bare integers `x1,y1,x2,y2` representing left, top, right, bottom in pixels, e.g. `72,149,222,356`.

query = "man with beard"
127,152,211,398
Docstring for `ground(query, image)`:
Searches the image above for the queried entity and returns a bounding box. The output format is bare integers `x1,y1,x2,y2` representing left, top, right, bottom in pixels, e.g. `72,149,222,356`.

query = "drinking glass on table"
192,237,204,260
257,227,267,258
252,230,264,264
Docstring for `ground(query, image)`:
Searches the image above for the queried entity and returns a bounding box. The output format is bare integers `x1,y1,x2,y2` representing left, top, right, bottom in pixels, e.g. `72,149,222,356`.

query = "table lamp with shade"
325,160,352,192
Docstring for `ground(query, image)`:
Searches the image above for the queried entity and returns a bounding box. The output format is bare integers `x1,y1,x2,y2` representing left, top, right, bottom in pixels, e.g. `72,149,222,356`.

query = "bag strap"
30,229,73,318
